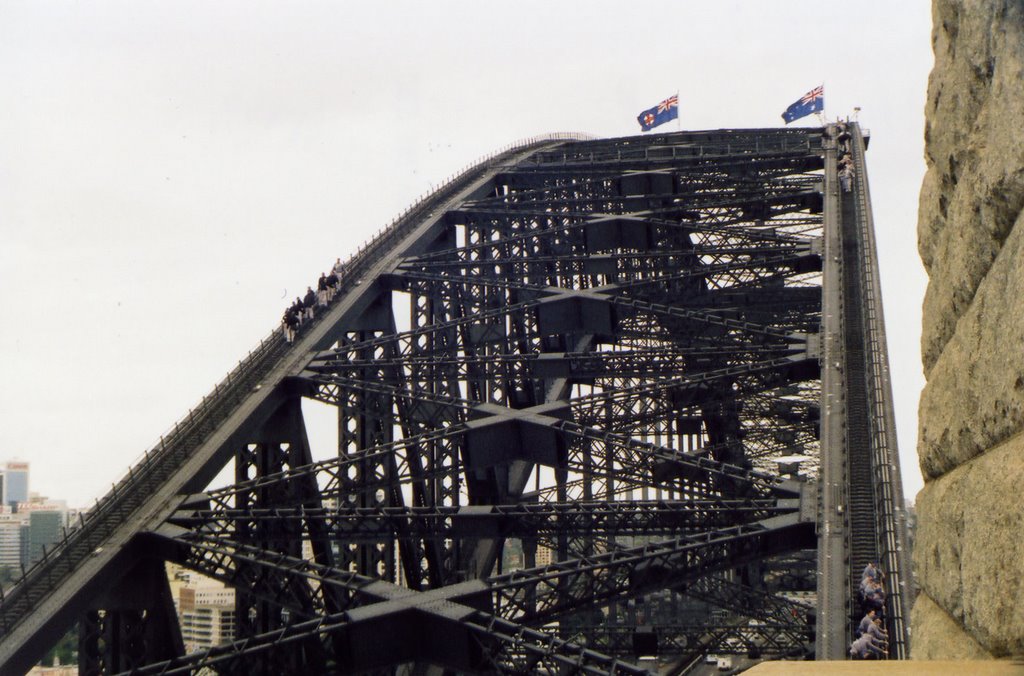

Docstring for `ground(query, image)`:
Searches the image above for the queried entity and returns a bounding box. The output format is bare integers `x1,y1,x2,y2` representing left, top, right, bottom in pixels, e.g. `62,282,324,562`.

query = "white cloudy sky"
1,1,933,507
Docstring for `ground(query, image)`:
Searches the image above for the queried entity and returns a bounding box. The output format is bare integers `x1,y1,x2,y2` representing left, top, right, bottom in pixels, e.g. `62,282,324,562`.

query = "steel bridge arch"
0,126,911,674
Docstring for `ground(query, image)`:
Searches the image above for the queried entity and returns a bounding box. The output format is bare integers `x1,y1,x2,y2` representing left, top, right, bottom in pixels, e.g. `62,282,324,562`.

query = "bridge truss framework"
0,125,912,674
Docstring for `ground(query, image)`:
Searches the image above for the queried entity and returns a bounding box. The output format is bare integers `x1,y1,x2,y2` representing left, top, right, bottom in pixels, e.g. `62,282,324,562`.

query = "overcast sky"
1,1,933,508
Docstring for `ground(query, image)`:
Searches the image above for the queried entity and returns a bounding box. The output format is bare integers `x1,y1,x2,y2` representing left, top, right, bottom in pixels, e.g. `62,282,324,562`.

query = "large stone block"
911,592,994,660
918,0,1024,373
912,434,1024,656
914,470,968,617
919,207,1024,478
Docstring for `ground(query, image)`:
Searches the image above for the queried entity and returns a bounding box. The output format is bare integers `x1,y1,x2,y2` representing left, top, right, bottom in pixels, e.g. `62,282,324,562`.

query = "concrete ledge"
745,659,1024,674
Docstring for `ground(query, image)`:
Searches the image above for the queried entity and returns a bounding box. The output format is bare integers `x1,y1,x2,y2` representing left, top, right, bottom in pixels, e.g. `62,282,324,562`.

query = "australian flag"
781,85,824,124
637,94,679,132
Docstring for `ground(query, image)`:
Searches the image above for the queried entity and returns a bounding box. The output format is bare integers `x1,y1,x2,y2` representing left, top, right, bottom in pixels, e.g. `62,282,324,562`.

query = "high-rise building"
178,583,235,653
3,462,29,509
0,513,28,569
27,511,63,565
19,524,30,567
534,544,554,567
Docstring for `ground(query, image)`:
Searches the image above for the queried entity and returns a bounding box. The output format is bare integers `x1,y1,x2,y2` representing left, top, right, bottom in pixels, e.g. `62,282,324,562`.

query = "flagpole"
676,90,681,131
821,81,826,126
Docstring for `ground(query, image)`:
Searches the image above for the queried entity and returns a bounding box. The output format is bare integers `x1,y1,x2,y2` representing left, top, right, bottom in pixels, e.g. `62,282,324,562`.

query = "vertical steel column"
77,558,184,675
336,330,398,581
408,288,464,585
232,399,325,674
816,123,850,659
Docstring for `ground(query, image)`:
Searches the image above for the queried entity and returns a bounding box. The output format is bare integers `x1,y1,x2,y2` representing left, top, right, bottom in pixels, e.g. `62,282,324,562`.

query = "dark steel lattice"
0,127,911,674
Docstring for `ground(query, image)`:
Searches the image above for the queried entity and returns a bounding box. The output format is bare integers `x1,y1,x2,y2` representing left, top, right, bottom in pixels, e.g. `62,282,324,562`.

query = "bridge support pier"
231,397,330,674
77,558,182,676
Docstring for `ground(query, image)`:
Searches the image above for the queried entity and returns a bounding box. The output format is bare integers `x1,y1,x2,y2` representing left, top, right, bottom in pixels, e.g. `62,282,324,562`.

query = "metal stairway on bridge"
0,126,909,674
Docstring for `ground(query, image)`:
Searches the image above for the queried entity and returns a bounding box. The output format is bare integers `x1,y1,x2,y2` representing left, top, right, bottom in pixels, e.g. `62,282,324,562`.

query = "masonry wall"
912,0,1024,658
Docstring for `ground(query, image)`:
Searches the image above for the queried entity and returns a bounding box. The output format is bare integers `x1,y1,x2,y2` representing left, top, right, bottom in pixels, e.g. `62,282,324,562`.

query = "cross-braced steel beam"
0,126,911,674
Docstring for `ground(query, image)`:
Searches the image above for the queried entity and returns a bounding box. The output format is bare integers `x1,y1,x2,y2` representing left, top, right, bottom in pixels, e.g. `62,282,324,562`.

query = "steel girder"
168,498,799,542
0,128,912,674
132,513,811,673
561,622,810,658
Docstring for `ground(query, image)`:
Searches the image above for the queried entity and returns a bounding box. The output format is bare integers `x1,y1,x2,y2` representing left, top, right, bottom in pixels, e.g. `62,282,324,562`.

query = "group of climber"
282,258,347,344
849,561,890,659
835,122,856,193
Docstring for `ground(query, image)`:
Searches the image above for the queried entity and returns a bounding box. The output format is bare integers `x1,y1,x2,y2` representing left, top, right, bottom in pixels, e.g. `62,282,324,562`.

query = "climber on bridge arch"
861,578,886,615
857,608,877,635
325,265,339,300
302,286,317,321
317,272,330,307
849,629,887,660
837,122,852,154
282,305,299,344
839,163,855,193
867,617,889,644
862,561,883,583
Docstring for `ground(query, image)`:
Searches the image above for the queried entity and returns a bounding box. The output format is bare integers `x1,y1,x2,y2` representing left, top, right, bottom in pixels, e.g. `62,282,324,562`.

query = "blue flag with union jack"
781,85,824,124
637,94,679,132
